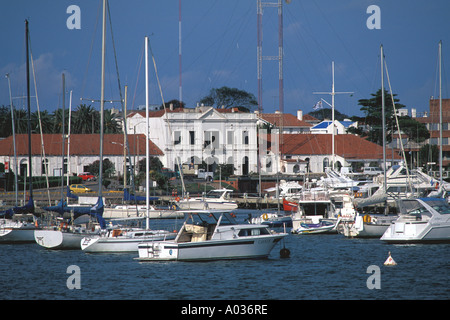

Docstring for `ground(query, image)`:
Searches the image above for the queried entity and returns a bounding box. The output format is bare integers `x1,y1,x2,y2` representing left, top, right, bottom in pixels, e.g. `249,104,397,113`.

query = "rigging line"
147,38,186,196
28,34,51,205
81,0,102,100
384,57,413,193
131,44,144,110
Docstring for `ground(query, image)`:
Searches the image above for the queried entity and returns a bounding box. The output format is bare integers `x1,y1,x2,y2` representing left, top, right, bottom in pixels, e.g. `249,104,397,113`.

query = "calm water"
1,210,449,301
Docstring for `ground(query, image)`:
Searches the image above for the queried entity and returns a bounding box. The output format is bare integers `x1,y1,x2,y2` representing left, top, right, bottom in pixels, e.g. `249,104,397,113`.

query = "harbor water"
1,209,448,301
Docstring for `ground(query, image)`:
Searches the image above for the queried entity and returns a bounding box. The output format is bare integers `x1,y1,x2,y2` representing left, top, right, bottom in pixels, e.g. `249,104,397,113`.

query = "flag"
313,100,323,110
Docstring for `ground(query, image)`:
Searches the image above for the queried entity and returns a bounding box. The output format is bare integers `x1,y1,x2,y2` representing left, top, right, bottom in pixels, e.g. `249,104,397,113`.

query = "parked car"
78,172,96,181
69,184,92,193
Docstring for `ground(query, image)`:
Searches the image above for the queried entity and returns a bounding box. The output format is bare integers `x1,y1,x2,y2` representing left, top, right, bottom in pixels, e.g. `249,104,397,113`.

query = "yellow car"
69,184,92,193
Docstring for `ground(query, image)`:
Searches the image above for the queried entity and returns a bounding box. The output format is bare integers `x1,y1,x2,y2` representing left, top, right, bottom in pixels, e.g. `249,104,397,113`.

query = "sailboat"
0,20,39,244
381,41,450,243
338,45,399,238
34,0,110,249
81,35,177,253
34,73,105,250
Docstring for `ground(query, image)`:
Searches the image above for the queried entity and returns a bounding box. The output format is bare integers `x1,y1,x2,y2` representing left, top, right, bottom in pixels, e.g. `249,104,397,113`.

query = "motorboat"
176,189,238,210
81,227,176,253
137,211,288,261
338,212,397,238
293,220,336,235
248,211,292,228
380,197,450,243
264,180,303,200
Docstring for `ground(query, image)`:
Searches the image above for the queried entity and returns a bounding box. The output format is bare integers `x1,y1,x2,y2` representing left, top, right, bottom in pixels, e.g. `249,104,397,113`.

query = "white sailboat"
35,1,110,249
81,35,179,253
0,20,39,244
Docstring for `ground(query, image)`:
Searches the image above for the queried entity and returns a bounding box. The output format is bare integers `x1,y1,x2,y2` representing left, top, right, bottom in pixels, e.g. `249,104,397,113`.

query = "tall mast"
6,74,18,205
145,36,150,230
439,40,443,186
61,73,66,203
179,0,182,106
381,44,387,192
98,0,107,198
25,19,33,199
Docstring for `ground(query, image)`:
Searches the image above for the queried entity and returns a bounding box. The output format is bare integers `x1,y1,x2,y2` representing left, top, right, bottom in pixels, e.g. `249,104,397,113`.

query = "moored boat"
380,197,450,243
176,189,238,210
137,211,288,261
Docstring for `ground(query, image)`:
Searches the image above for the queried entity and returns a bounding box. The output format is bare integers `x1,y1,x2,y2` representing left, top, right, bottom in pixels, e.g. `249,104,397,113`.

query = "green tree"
358,88,405,145
104,109,122,134
199,86,257,112
72,104,98,134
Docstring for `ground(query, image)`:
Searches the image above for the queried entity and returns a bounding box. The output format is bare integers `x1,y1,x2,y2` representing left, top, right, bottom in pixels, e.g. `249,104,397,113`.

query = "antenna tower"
257,0,284,113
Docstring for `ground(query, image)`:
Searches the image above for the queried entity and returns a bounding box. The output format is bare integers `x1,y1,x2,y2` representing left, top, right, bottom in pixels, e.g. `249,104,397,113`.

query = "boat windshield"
425,200,450,215
206,190,223,199
187,211,238,226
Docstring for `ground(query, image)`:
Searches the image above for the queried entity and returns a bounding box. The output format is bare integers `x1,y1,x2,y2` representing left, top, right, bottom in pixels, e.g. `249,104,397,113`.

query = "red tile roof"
259,113,312,128
270,133,401,160
0,134,163,157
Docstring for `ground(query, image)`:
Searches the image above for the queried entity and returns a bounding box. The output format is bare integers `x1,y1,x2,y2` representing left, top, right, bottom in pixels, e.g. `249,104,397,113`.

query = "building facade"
127,106,259,176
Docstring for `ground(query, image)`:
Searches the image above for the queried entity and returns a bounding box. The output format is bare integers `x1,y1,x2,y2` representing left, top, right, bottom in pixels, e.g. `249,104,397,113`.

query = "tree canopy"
199,86,257,112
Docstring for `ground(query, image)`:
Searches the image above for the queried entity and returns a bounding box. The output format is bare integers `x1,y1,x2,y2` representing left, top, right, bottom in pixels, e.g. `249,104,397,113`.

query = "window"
243,130,249,145
174,131,181,145
238,228,270,237
189,131,195,145
204,131,219,149
227,131,233,145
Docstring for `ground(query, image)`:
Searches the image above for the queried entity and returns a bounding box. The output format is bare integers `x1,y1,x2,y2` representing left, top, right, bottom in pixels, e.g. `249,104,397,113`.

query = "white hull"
81,230,176,253
103,207,184,219
137,234,286,261
177,200,237,210
339,215,396,238
0,220,38,243
34,229,89,250
0,227,36,243
381,220,450,243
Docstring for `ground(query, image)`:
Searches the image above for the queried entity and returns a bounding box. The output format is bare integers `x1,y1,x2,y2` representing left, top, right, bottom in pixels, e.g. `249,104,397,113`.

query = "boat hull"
0,227,36,243
102,207,184,219
177,200,238,210
137,234,287,261
381,221,450,243
34,229,86,250
81,232,176,253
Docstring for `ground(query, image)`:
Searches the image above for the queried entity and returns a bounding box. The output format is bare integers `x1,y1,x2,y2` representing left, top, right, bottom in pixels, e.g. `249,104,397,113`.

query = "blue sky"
1,0,449,119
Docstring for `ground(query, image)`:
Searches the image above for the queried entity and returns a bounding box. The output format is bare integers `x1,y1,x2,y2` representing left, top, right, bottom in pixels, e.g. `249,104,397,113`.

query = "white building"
127,106,259,176
310,119,358,135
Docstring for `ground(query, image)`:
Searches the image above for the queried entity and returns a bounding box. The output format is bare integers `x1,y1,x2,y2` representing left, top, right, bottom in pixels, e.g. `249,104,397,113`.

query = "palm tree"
104,109,122,134
72,104,98,134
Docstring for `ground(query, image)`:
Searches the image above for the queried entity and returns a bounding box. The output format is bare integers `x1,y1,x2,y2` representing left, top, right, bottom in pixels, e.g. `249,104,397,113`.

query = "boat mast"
61,73,66,203
439,40,443,186
381,44,387,193
145,36,150,230
6,73,18,206
98,0,106,198
25,19,33,200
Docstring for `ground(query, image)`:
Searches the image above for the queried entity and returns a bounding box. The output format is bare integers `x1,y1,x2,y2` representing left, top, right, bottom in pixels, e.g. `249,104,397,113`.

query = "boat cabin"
175,211,271,243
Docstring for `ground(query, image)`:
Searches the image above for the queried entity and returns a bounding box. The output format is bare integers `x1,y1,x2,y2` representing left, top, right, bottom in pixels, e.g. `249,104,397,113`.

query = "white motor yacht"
137,211,288,261
176,189,238,210
381,197,450,243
